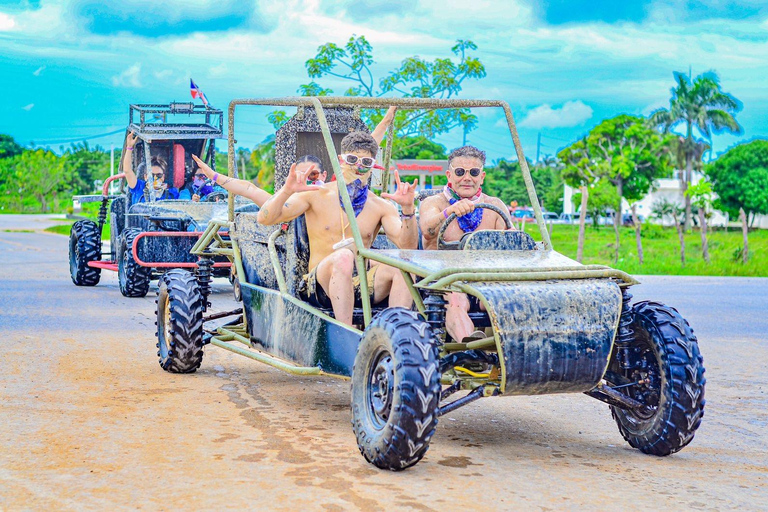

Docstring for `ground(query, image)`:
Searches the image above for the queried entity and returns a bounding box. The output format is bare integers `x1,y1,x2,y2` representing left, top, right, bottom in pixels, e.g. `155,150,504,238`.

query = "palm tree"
650,71,741,230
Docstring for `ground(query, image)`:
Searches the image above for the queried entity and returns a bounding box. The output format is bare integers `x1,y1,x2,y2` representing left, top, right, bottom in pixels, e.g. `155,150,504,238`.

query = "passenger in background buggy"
122,132,180,203
178,168,216,202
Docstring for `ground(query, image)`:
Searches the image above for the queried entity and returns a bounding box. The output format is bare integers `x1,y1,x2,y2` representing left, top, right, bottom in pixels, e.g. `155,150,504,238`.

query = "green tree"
684,180,714,263
0,134,23,159
581,114,672,263
559,137,599,262
65,142,110,195
705,139,768,263
13,149,70,212
650,71,742,230
482,159,562,213
296,36,485,139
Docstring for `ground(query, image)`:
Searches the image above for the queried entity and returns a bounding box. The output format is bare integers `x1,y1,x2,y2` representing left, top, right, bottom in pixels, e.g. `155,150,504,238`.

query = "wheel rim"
614,329,663,424
367,349,394,430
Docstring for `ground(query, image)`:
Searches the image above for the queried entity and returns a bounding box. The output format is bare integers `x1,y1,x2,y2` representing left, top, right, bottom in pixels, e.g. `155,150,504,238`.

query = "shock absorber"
196,256,213,312
616,288,635,370
423,292,447,345
97,196,109,235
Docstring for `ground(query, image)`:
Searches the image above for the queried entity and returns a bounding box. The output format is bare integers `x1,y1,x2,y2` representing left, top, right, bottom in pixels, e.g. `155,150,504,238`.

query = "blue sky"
1,0,766,162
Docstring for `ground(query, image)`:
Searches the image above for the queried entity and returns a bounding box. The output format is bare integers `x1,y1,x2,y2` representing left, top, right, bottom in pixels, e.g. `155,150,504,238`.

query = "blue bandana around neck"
340,179,369,217
445,184,484,232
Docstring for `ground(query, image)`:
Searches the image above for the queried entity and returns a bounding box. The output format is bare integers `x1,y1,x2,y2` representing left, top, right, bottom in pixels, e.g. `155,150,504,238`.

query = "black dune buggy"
68,102,256,297
152,97,705,471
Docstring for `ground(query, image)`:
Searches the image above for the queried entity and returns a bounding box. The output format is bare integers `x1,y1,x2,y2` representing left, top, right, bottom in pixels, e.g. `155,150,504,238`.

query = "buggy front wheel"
156,269,205,373
351,308,441,471
608,301,706,456
69,220,102,286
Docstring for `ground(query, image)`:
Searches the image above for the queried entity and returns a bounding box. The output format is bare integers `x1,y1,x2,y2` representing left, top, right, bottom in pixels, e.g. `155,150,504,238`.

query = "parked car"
559,212,592,224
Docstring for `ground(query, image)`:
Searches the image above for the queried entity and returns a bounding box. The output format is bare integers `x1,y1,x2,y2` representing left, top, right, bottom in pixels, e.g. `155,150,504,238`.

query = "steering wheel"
437,202,513,250
202,191,228,203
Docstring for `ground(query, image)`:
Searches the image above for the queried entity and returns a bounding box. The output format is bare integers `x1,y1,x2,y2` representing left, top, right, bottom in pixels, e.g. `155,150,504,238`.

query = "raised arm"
370,106,397,145
380,171,418,249
191,154,271,207
122,132,140,189
257,162,321,225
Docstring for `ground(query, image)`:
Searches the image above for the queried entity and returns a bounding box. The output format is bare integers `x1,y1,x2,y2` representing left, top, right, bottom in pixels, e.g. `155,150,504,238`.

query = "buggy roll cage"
210,97,636,328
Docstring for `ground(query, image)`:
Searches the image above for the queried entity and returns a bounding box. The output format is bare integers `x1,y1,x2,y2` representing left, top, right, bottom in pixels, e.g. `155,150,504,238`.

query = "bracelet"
400,212,415,219
212,172,219,183
126,147,133,151
442,208,450,219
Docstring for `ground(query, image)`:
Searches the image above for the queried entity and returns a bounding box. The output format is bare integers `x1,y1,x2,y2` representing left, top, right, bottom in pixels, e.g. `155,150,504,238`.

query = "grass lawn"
532,223,767,277
45,221,110,239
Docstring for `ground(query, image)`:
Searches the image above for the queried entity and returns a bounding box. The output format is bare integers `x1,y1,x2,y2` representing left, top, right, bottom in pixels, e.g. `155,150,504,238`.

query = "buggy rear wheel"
351,308,441,470
156,269,204,373
69,220,101,286
609,301,706,456
118,228,151,297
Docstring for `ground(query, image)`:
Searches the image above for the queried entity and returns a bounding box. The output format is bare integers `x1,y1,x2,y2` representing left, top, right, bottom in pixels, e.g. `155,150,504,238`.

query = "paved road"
1,215,766,511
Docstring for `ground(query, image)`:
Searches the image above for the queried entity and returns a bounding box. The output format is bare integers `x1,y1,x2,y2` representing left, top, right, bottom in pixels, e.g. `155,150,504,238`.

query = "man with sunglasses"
122,132,180,203
257,129,418,327
419,145,513,342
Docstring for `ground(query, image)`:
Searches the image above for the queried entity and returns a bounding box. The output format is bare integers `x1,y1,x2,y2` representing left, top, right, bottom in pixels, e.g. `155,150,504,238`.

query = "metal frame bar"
199,95,635,346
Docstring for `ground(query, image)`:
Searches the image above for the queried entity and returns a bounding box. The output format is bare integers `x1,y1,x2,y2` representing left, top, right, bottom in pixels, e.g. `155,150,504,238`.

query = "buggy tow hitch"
438,385,499,417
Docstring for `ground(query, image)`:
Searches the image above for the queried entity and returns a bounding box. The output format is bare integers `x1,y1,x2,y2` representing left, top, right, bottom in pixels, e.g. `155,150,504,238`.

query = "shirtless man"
189,106,396,207
419,145,513,342
257,130,418,326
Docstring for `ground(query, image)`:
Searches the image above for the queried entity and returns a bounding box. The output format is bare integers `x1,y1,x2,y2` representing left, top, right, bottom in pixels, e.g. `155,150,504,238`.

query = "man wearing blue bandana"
419,145,514,342
258,118,418,327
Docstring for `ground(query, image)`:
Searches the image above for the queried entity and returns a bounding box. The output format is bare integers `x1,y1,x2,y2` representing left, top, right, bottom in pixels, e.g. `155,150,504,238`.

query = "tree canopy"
706,139,768,219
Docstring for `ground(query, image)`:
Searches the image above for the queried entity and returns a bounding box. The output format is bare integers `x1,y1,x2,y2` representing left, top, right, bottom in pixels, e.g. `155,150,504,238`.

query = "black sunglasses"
451,166,482,177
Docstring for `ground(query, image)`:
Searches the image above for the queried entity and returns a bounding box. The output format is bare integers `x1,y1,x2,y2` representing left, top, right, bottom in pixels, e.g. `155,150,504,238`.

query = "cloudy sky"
1,0,766,162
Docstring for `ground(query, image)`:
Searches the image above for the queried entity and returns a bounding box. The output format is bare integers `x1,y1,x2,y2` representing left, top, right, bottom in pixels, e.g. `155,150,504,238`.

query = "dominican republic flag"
190,79,210,107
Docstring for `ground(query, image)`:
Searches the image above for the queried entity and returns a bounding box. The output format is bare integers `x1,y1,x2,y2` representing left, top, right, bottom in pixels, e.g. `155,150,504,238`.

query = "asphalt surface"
1,214,766,511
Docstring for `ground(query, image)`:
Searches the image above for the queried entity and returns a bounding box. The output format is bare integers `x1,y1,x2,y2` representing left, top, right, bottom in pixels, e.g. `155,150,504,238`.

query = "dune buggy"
154,97,705,470
68,102,256,297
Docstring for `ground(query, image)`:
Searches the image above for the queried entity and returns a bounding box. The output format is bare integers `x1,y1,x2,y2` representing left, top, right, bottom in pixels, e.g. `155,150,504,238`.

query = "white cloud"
520,101,593,129
0,12,16,31
33,65,45,76
209,63,228,76
153,69,174,81
22,103,34,111
112,63,142,87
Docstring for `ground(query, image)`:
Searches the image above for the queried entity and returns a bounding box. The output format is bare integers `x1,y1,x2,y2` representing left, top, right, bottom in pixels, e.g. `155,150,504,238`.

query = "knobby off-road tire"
156,269,204,373
610,300,706,456
351,308,441,471
69,220,101,286
118,228,151,297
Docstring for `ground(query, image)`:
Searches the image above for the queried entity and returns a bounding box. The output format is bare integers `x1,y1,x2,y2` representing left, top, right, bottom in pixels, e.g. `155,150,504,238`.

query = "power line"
33,128,125,145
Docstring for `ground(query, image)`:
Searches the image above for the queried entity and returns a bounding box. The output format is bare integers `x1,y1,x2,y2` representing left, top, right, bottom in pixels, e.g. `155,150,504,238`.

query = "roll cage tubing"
224,97,635,326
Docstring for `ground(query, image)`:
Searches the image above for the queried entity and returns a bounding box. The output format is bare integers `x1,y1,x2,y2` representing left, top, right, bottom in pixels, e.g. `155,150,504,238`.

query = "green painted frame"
203,97,636,336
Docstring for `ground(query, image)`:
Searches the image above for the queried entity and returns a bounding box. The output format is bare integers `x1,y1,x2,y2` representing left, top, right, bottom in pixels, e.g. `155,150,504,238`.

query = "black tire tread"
118,228,151,297
69,220,102,286
352,308,441,471
611,300,706,456
156,269,204,373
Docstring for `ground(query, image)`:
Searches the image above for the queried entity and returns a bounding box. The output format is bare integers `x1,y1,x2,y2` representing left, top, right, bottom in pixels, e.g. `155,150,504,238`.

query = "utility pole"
536,132,541,164
110,144,114,177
